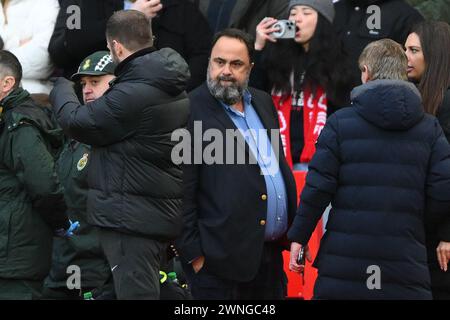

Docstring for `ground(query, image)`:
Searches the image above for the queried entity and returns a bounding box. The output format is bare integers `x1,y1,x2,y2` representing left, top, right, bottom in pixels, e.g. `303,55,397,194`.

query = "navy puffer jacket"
288,80,450,299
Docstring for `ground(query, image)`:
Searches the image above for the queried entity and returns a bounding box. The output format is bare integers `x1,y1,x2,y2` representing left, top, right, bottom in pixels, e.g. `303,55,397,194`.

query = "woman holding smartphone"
251,0,354,171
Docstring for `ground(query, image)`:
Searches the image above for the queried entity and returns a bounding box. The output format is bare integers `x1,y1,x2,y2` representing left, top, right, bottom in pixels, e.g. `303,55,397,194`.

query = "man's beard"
207,66,249,106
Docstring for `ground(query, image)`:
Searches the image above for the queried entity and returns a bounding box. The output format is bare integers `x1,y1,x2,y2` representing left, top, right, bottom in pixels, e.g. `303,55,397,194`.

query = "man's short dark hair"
0,50,22,89
106,10,153,52
211,29,255,63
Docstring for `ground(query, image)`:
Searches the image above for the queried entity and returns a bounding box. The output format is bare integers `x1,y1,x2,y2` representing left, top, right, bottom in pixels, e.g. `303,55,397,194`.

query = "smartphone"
297,247,306,285
297,247,305,265
270,20,296,39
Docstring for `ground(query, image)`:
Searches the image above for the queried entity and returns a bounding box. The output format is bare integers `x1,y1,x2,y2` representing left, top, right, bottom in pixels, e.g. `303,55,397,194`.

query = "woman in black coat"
405,20,450,300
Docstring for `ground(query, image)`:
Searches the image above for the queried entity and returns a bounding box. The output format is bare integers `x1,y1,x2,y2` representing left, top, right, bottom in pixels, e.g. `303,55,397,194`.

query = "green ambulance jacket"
44,140,110,289
0,88,68,282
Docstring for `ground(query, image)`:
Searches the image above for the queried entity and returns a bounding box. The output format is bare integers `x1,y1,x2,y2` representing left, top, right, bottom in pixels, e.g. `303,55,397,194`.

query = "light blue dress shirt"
220,90,288,241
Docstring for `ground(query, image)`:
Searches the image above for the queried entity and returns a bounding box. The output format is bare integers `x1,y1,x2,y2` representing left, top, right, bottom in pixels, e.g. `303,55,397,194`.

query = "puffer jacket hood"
115,47,191,97
352,80,424,130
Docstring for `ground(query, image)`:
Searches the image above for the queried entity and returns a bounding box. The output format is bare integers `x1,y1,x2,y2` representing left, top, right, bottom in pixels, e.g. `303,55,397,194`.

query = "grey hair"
358,39,408,81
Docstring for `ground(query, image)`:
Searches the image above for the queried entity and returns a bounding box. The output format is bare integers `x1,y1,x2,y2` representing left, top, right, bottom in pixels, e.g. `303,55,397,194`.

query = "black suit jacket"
176,83,297,282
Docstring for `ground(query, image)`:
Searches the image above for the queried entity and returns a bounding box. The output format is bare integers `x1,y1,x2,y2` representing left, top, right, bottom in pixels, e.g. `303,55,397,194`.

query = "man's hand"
192,256,205,274
437,241,450,272
289,242,312,274
131,0,163,19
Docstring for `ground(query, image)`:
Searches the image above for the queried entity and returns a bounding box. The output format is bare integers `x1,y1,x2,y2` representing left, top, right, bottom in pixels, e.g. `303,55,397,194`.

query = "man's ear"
114,40,124,56
361,65,371,84
2,76,16,93
112,40,118,50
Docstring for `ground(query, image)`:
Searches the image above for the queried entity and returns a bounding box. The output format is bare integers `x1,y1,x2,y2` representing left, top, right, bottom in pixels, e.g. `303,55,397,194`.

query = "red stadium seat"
283,170,323,300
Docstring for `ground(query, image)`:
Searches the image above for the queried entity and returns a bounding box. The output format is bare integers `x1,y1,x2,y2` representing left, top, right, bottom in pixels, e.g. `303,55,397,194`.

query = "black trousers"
183,242,287,300
98,228,164,300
